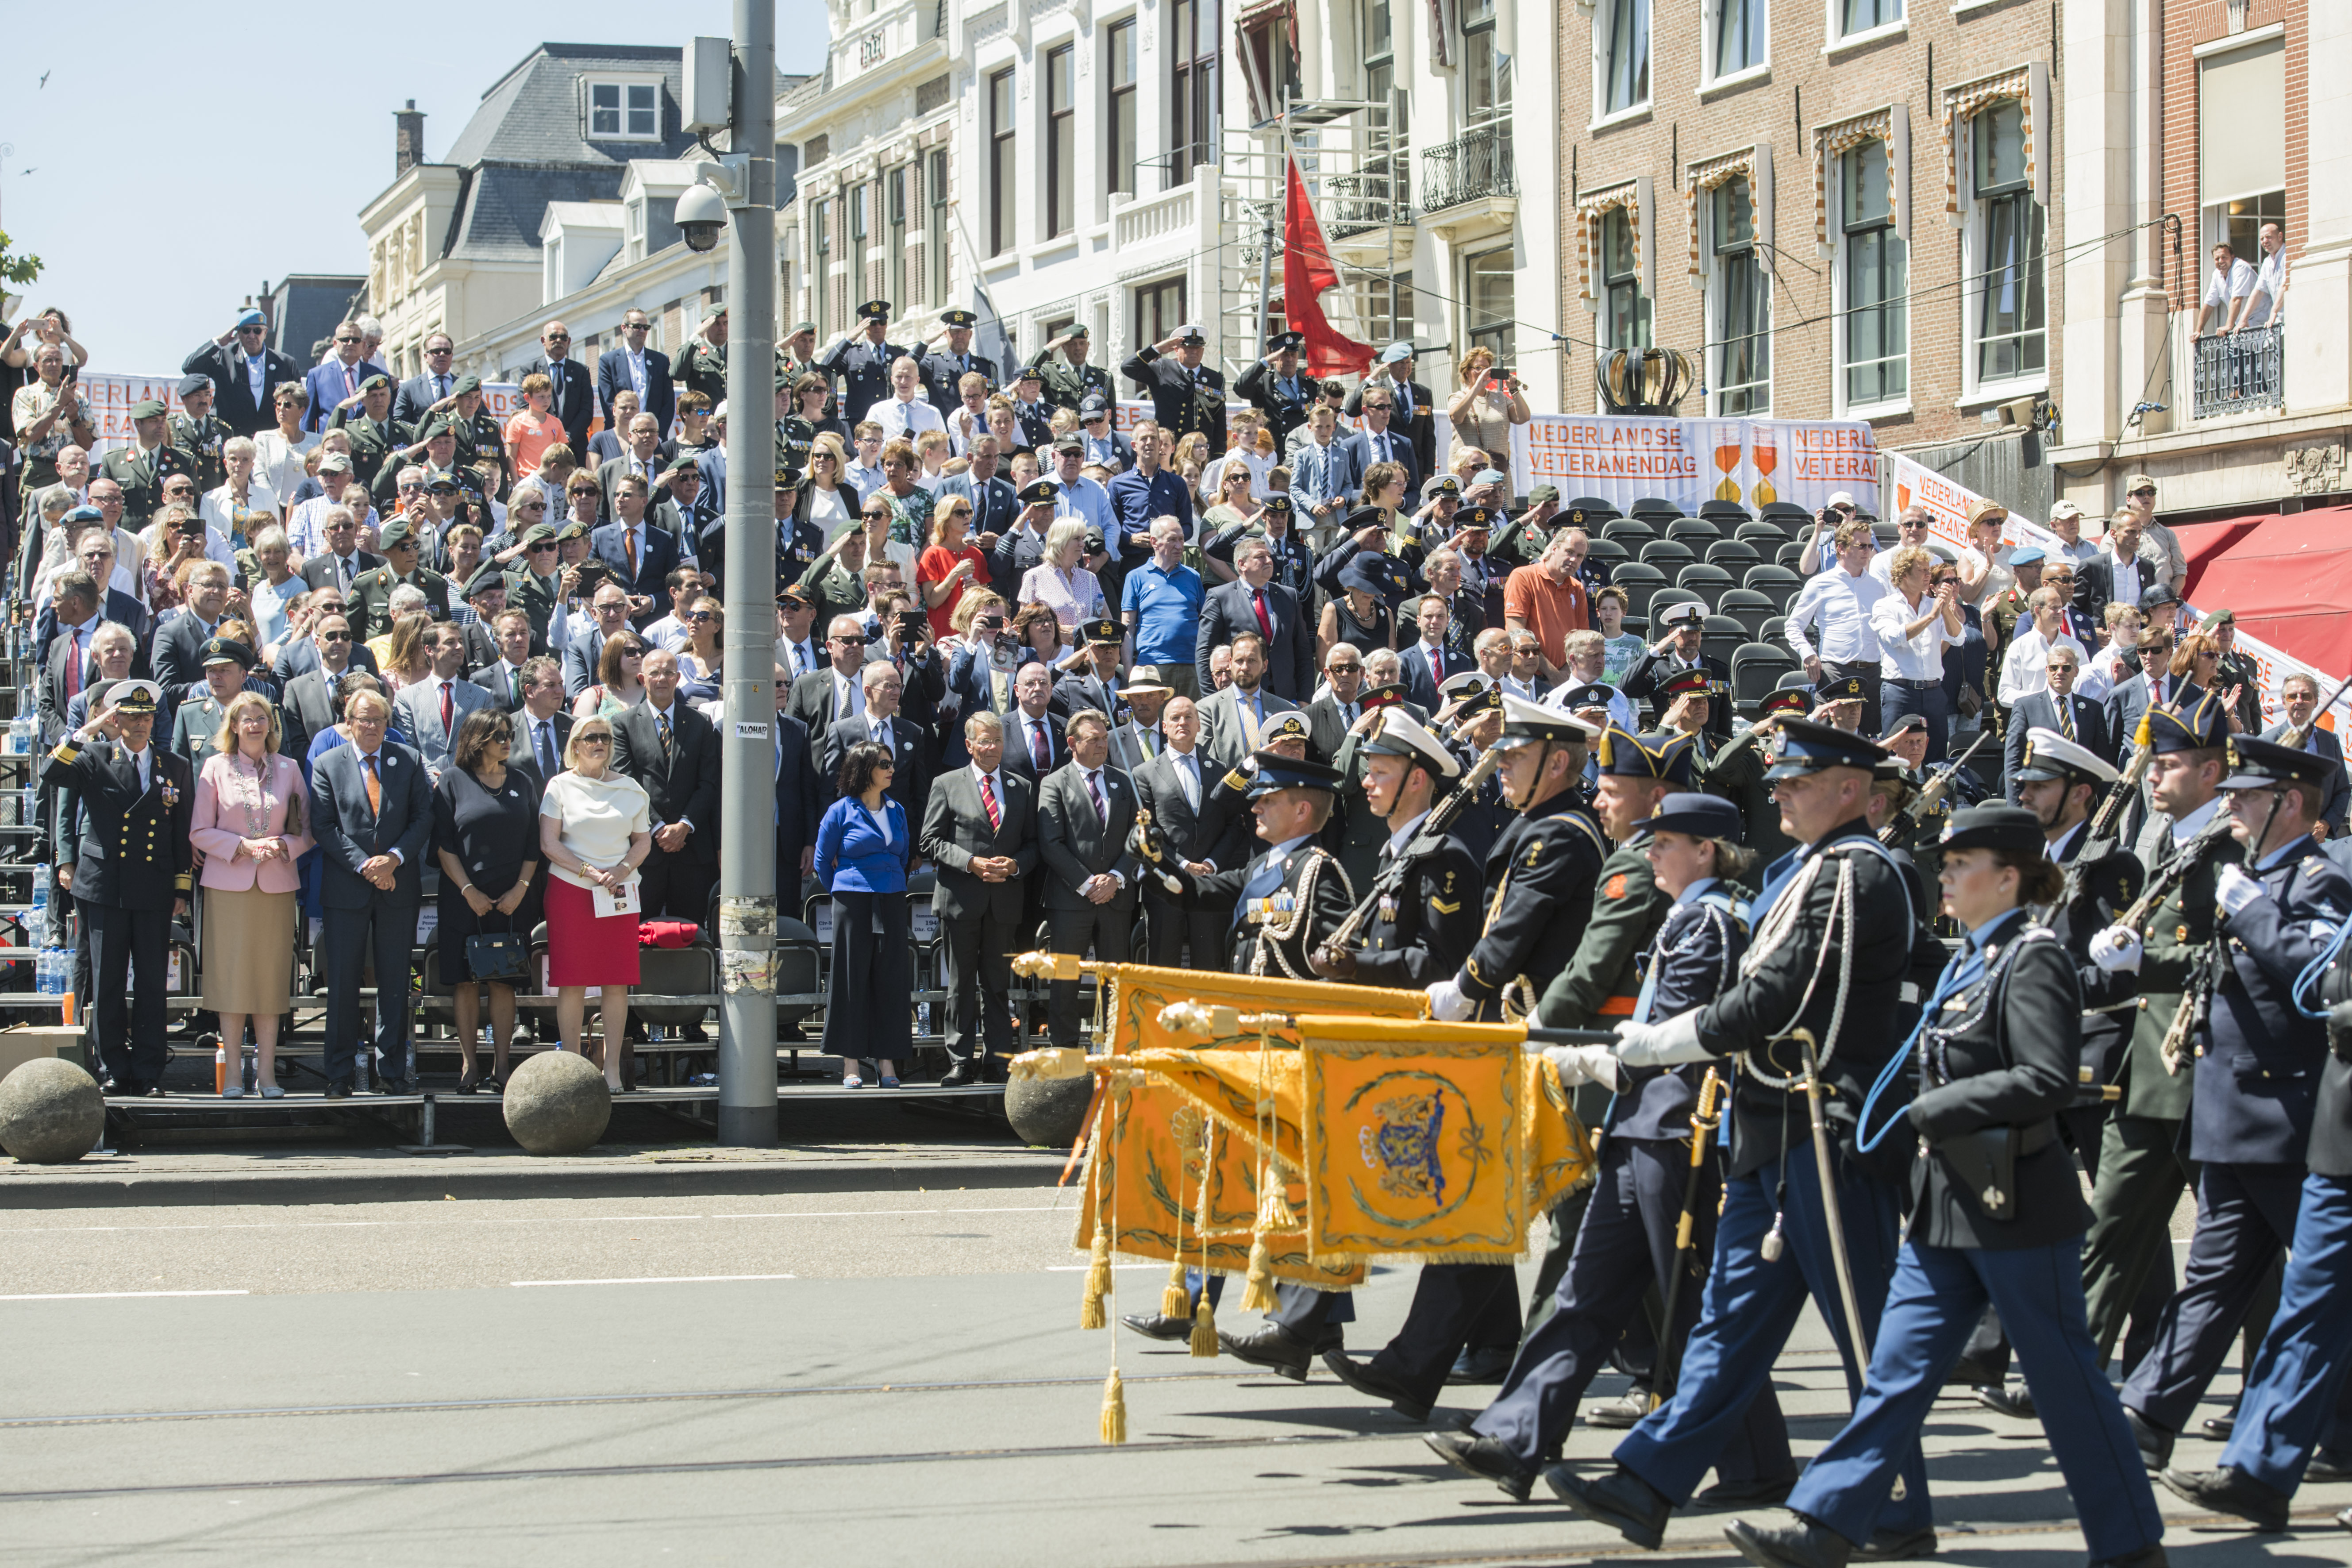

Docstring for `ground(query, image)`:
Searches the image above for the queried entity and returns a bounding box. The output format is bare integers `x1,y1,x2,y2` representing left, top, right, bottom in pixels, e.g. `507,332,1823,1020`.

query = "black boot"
1421,1430,1535,1502
1545,1464,1674,1552
1722,1511,1854,1568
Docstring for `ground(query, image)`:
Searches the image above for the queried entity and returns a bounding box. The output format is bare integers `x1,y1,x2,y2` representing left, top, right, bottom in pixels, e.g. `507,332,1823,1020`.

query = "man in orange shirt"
1502,525,1590,681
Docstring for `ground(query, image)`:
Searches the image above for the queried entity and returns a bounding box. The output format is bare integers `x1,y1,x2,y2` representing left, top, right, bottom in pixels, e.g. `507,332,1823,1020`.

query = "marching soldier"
1120,324,1226,452
100,398,196,529
1235,331,1313,449
1698,683,1808,865
1720,804,2167,1568
327,374,412,495
674,308,729,409
1550,719,1937,1558
42,679,195,1098
1027,323,1110,415
1430,792,1793,1504
816,301,905,422
2115,734,2352,1471
169,374,232,492
916,310,1003,418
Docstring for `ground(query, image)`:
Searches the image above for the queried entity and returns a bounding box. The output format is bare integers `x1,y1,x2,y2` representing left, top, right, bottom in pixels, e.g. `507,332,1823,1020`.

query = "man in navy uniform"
1235,331,1314,449
1549,719,1937,1557
2114,733,2352,1470
816,301,904,422
42,679,193,1097
915,310,1002,420
1120,324,1226,452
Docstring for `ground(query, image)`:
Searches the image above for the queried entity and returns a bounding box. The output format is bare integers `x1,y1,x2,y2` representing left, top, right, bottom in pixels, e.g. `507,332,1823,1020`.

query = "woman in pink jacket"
189,692,316,1097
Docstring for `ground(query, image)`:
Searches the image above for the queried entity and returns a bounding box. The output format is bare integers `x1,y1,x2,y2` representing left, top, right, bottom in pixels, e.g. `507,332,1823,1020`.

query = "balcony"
1420,123,1515,216
1323,165,1411,240
2193,324,2283,420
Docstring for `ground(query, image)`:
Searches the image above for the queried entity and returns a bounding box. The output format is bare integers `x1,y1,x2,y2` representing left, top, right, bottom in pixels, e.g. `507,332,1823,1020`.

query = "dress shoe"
2306,1445,2350,1480
2201,1410,2237,1440
984,1056,1010,1083
1944,1352,2006,1387
456,1067,485,1095
1447,1345,1514,1385
2159,1466,2288,1531
1724,1512,1853,1568
1217,1321,1321,1381
1545,1464,1673,1552
1974,1381,2036,1419
939,1061,981,1087
2086,1546,2169,1568
1421,1430,1534,1502
1120,1312,1194,1342
1697,1477,1798,1508
1587,1390,1651,1429
1854,1525,1938,1560
1321,1350,1433,1422
324,1081,353,1100
2124,1405,2174,1470
142,1085,169,1098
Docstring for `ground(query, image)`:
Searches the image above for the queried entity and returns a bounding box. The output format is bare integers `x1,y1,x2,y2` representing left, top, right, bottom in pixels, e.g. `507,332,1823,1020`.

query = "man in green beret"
169,374,233,492
349,518,453,638
1028,322,1112,415
327,374,412,494
98,399,195,528
501,522,567,651
674,306,729,408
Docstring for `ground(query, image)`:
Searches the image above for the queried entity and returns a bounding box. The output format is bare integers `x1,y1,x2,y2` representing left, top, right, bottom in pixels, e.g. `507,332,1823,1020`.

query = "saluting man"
1236,330,1314,448
916,309,1003,418
169,374,232,492
42,679,195,1098
1120,324,1227,451
1027,322,1111,415
816,301,905,421
1697,683,1810,864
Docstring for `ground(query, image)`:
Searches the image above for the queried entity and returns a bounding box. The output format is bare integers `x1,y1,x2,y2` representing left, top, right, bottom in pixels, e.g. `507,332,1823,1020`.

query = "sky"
0,2,830,374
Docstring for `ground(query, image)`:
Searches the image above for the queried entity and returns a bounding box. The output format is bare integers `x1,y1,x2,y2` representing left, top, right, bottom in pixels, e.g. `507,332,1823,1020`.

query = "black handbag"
465,909,530,982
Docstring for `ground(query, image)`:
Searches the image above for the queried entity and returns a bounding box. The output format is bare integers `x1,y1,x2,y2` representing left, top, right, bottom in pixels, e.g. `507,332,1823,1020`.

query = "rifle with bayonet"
1311,734,1509,974
1880,726,1993,846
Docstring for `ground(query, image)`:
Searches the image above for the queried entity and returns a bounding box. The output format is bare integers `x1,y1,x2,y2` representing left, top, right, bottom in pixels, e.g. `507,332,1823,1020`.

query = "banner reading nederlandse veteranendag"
1505,415,1881,517
76,370,532,456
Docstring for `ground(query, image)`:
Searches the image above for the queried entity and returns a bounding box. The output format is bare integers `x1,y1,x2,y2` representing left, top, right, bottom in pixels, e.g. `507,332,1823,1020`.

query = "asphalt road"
0,1190,2342,1567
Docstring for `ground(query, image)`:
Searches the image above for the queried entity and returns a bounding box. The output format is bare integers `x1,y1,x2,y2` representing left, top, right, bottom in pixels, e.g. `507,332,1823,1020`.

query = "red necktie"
440,682,454,735
1253,588,1273,641
65,630,81,699
1031,720,1050,772
981,772,1001,831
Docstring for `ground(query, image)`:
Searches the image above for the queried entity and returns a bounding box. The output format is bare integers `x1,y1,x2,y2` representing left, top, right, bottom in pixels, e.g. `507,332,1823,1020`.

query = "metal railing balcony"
1322,165,1412,238
1420,123,1515,213
2193,323,2283,419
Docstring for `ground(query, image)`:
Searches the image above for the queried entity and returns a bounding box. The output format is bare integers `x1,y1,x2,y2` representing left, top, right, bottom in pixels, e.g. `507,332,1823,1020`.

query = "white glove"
2215,863,2264,919
1544,1044,1624,1092
1426,978,1474,1022
2089,925,2143,974
1613,1009,1711,1069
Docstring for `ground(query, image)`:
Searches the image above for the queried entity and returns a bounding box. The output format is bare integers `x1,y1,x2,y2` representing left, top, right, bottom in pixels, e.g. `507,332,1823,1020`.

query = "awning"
2181,508,2352,678
2173,515,2271,602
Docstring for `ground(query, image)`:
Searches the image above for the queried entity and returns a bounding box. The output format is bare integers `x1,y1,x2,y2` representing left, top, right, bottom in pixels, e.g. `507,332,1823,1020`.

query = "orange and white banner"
1507,416,1880,516
82,371,530,455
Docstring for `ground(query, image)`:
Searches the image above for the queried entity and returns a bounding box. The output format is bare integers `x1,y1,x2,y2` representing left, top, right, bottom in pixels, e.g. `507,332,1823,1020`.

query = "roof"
539,200,627,240
443,43,693,170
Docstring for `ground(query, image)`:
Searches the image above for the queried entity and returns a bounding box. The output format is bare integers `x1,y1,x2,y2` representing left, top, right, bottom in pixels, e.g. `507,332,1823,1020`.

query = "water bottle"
918,1002,934,1036
354,1043,372,1093
35,949,53,996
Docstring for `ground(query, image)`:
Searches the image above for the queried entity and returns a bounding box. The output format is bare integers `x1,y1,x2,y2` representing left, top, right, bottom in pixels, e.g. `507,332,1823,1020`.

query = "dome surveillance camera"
676,182,729,254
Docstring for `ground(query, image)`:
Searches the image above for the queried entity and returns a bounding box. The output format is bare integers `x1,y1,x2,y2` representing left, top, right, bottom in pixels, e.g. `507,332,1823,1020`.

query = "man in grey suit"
1036,709,1142,1048
1196,538,1314,699
1131,695,1248,971
1196,632,1301,771
920,712,1040,1086
391,624,494,782
2262,670,2350,838
308,689,434,1095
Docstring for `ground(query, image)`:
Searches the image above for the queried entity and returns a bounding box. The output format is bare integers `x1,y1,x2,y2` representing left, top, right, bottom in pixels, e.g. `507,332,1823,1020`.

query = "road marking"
0,1289,250,1301
509,1274,797,1288
1044,1263,1164,1272
8,1206,1066,1236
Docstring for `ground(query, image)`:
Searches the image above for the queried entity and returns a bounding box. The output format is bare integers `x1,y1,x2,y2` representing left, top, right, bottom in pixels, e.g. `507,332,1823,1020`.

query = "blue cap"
235,308,265,328
1596,726,1698,786
2008,545,2046,566
1763,717,1890,780
1474,468,1509,486
1380,342,1416,365
63,505,104,525
1940,804,2048,855
1638,791,1744,840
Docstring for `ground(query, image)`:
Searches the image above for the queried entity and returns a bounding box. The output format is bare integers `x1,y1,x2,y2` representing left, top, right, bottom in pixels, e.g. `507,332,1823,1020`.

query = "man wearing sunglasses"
184,308,303,438
301,320,388,435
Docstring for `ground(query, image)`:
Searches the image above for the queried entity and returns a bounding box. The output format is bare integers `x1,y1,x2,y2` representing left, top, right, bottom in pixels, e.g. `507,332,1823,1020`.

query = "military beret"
1379,341,1416,364
452,374,482,397
377,519,416,549
669,454,702,475
1082,526,1108,555
63,504,104,525
129,398,167,420
556,518,593,541
176,373,212,400
359,374,390,393
519,522,558,547
235,308,266,329
1525,485,1561,507
462,564,508,599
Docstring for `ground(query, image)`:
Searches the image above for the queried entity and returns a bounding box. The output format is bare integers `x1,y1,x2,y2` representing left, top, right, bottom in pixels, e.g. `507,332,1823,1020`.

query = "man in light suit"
2263,671,2351,838
921,711,1040,1085
594,310,676,437
610,649,724,923
1197,537,1313,700
1196,631,1301,770
1332,385,1421,505
1344,342,1438,479
301,319,389,435
525,320,598,455
2003,643,2116,799
391,624,495,783
1036,709,1142,1048
589,476,684,622
1131,694,1248,973
183,310,302,438
298,506,387,599
822,660,934,824
309,689,434,1095
596,413,685,528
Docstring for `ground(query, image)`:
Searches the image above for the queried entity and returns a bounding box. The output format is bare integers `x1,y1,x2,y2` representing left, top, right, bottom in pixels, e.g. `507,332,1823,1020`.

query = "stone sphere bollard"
1005,1070,1094,1149
0,1058,105,1164
501,1050,612,1155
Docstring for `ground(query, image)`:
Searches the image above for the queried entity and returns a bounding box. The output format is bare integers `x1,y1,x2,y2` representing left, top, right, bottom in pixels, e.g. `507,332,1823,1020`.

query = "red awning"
2183,507,2352,678
2173,516,2270,603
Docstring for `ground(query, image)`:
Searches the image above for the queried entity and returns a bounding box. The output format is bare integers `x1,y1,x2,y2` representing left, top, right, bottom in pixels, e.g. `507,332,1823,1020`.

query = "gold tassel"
1189,1296,1219,1358
1240,1231,1278,1312
1161,1254,1193,1319
1100,1367,1128,1445
1080,1231,1111,1330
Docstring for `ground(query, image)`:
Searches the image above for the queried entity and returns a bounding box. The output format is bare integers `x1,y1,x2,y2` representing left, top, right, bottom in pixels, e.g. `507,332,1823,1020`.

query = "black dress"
1329,592,1393,656
433,765,545,982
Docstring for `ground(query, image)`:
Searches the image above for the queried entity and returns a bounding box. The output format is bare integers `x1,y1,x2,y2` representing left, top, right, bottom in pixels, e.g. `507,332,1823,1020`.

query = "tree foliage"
0,230,43,289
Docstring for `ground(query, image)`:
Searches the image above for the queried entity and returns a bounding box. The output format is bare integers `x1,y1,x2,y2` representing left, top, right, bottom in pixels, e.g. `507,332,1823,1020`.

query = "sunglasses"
685,610,715,622
527,541,557,553
2130,488,2156,498
545,333,571,342
319,631,351,643
335,336,360,344
577,736,610,747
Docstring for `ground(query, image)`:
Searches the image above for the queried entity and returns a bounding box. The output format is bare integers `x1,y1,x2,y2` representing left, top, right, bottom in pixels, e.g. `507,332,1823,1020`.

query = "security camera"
676,182,729,254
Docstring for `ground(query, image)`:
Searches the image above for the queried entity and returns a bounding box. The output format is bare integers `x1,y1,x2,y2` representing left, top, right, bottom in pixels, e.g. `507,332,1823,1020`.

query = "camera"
674,182,729,254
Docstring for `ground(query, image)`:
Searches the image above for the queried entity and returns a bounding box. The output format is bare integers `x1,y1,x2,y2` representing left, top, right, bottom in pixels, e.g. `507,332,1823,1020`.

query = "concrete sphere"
0,1058,105,1164
501,1050,612,1155
1005,1072,1093,1148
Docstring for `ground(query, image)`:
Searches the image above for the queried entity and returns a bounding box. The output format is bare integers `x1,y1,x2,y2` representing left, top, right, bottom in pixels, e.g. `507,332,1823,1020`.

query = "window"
1171,0,1220,178
1465,249,1515,363
888,167,909,312
851,182,869,254
1462,0,1509,125
1602,0,1650,117
1133,277,1188,347
1047,44,1077,238
1971,99,2045,384
928,149,951,302
1363,271,1414,343
1601,208,1650,350
1240,10,1299,124
589,81,660,140
1364,0,1394,107
1711,177,1770,414
2199,37,2286,262
1711,0,1765,81
1840,143,1906,406
989,68,1018,257
1840,0,1902,37
813,200,833,339
1107,19,1139,196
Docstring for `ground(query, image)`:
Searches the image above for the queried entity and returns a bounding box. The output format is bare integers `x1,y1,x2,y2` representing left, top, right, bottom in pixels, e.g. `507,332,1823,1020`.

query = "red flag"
1283,156,1376,378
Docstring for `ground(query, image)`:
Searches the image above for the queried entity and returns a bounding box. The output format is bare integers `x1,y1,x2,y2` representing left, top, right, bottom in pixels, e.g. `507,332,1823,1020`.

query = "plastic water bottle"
35,949,53,996
354,1044,371,1093
30,867,50,948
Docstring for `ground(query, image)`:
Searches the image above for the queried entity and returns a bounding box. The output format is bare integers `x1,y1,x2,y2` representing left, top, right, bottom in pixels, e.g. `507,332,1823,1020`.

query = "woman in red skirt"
535,716,653,1089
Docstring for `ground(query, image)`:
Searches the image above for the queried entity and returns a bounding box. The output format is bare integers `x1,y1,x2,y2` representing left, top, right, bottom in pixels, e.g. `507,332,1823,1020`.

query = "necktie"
65,629,81,699
1395,382,1412,419
1031,719,1050,771
439,682,453,736
1178,754,1199,811
363,753,381,815
981,772,1001,831
624,529,639,576
537,721,554,774
1242,696,1263,746
1253,588,1273,641
436,374,450,399
1086,770,1108,824
2059,699,2075,741
660,709,674,764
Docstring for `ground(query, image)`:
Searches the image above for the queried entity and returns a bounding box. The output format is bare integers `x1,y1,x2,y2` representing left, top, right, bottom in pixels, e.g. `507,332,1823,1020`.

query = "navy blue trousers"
1789,1237,2166,1560
2122,1160,2305,1434
1362,1263,1523,1406
2221,1171,2352,1492
1472,1136,1793,1479
1616,1151,1931,1533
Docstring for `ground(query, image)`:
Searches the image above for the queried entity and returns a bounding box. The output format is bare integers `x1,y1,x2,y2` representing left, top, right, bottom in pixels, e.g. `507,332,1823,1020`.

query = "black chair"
1732,643,1800,709
1699,499,1753,525
1705,539,1761,570
1746,564,1804,613
1582,536,1630,579
1602,517,1657,548
1760,501,1814,530
1872,522,1902,550
1716,587,1778,638
1776,540,1811,571
1629,495,1681,520
1665,518,1721,547
1608,562,1667,623
1565,496,1621,524
1759,614,1789,646
1638,539,1696,573
1702,616,1749,671
635,942,718,1033
1675,562,1736,611
1735,520,1788,548
774,916,823,1034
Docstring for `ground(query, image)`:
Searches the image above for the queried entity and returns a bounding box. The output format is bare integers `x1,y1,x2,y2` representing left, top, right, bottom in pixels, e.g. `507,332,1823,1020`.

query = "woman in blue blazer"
813,739,915,1087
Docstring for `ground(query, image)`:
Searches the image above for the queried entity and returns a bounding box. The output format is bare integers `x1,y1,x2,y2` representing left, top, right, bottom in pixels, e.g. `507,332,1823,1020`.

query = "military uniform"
1026,343,1109,416
328,405,413,494
99,438,195,530
41,682,195,1095
1698,693,1806,865
1451,759,1609,1025
1120,334,1227,451
817,309,906,422
348,562,453,640
169,410,231,493
675,336,728,408
450,405,506,473
1235,337,1314,448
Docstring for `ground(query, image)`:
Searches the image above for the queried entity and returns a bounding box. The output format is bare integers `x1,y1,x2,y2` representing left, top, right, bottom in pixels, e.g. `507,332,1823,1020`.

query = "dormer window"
589,80,660,140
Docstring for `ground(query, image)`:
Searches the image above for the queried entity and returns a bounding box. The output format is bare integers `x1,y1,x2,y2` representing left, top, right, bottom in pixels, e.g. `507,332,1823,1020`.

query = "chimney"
395,100,426,175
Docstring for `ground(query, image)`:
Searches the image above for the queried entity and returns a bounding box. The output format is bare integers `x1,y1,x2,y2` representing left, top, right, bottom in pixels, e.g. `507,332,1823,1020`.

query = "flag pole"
1257,93,1285,359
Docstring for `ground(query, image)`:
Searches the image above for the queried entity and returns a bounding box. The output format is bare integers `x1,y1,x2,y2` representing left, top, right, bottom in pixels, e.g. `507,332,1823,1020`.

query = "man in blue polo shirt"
1122,515,1205,698
1106,420,1195,552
